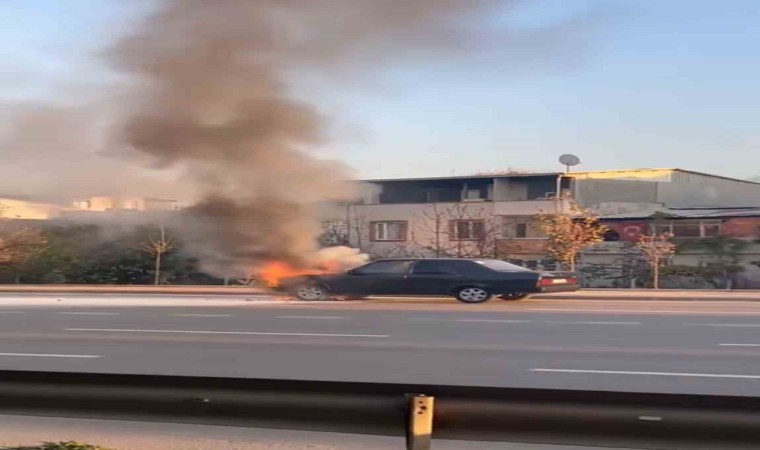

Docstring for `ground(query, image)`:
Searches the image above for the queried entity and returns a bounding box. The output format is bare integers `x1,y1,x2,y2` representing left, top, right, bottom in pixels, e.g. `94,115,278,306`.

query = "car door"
406,260,472,295
335,260,414,295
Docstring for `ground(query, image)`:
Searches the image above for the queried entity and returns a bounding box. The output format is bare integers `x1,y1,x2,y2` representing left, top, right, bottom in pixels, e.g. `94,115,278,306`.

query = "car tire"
293,284,330,301
454,287,492,304
499,293,530,301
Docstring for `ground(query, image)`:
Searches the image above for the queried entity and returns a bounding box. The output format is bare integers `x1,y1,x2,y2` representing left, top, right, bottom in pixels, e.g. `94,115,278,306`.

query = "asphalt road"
2,294,760,396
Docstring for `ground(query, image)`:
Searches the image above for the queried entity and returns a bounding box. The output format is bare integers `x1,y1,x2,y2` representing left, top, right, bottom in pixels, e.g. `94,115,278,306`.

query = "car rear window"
474,259,533,272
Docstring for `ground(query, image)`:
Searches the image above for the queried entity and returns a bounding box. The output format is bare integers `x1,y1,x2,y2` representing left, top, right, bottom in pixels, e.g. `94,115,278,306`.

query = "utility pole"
556,154,581,213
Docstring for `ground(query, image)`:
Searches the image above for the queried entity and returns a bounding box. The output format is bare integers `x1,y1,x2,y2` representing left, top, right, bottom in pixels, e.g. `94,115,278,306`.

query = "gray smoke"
107,0,524,276
2,0,591,277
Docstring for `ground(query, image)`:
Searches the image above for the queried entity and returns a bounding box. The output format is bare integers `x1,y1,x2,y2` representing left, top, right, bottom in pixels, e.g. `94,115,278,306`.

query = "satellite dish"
559,154,580,167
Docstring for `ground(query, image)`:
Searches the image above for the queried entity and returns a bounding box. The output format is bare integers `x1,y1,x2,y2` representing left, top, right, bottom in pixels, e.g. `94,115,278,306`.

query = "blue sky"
4,0,760,180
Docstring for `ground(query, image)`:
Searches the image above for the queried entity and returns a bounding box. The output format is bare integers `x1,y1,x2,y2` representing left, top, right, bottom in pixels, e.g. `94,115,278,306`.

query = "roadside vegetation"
2,442,114,450
0,223,219,285
537,198,608,272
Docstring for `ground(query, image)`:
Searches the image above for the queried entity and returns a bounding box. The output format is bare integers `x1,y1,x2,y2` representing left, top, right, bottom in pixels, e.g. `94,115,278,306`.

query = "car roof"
373,258,494,262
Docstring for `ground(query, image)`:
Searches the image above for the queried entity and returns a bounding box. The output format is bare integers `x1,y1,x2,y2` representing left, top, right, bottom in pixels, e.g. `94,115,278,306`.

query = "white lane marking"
694,323,760,327
531,368,760,379
547,321,641,325
58,312,119,316
0,352,100,358
275,316,345,319
172,314,233,317
638,416,663,422
455,319,532,323
529,308,728,314
720,344,760,347
66,328,388,338
408,318,455,322
407,318,532,323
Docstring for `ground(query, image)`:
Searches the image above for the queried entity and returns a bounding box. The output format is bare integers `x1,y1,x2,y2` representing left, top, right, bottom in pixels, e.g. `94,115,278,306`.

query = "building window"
702,222,721,237
502,217,544,239
465,189,482,200
370,221,408,241
451,220,485,240
425,190,440,203
515,223,528,238
654,220,722,238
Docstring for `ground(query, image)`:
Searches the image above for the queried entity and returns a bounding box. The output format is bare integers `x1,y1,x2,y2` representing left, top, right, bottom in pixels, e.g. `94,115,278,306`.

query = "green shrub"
2,441,115,450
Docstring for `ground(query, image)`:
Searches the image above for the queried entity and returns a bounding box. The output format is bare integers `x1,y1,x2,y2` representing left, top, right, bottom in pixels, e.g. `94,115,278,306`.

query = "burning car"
263,258,579,303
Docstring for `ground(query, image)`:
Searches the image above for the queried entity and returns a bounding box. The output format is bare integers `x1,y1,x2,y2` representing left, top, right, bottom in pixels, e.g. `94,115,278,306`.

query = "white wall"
348,202,497,258
0,198,62,219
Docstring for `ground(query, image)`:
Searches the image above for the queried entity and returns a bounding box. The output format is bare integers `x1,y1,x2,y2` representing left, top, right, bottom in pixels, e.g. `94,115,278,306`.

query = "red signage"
603,221,648,242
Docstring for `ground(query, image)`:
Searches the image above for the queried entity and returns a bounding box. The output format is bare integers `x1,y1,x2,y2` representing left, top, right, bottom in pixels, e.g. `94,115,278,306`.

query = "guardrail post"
406,394,434,450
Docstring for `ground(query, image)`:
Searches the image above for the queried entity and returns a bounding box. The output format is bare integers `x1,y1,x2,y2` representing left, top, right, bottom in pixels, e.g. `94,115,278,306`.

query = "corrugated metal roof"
361,172,561,183
671,169,760,185
362,168,760,185
599,207,760,220
666,208,760,218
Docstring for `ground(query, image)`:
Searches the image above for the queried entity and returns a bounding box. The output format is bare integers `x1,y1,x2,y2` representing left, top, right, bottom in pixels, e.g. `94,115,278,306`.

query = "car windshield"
474,260,533,272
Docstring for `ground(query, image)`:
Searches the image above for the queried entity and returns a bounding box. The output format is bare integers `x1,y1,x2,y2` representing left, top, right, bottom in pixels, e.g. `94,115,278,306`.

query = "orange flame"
258,260,338,288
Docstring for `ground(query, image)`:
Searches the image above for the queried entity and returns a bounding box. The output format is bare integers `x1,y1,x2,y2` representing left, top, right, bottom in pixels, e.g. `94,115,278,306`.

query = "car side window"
412,260,465,275
354,260,413,275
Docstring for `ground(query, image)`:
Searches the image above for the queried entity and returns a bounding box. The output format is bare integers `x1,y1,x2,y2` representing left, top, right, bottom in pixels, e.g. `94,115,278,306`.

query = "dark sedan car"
278,258,579,303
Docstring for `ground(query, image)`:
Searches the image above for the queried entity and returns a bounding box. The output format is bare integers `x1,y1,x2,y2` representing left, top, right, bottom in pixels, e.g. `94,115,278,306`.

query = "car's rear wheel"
499,292,530,301
454,287,492,303
293,285,329,301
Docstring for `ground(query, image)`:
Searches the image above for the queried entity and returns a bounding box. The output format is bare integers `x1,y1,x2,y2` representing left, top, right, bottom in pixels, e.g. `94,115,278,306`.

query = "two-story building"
346,169,760,271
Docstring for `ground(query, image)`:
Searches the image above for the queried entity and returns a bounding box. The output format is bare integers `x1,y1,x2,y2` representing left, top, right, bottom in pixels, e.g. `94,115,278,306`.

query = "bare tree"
411,203,448,257
411,203,501,258
346,204,372,252
636,232,676,289
319,220,349,247
536,198,607,271
140,226,174,285
678,236,748,289
365,242,420,259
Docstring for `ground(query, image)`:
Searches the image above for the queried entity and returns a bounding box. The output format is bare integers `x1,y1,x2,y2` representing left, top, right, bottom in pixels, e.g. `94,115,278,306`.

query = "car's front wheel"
499,293,530,301
454,287,492,304
293,285,330,301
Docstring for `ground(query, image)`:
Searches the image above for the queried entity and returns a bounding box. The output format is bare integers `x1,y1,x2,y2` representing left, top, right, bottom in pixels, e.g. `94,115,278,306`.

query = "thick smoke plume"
2,0,587,277
107,0,515,276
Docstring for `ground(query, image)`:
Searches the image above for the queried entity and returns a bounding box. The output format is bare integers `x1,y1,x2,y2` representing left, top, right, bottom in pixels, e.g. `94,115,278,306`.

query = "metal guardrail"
0,370,758,449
